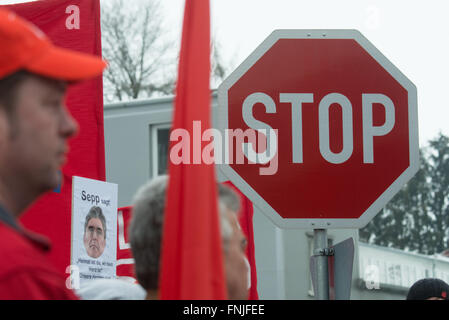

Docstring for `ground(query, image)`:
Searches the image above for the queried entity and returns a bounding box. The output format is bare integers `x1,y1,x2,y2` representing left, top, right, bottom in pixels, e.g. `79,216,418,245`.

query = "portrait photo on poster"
83,205,107,259
71,176,118,284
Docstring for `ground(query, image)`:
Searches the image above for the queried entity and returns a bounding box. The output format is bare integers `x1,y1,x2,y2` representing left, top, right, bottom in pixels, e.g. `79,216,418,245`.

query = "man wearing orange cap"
0,9,106,299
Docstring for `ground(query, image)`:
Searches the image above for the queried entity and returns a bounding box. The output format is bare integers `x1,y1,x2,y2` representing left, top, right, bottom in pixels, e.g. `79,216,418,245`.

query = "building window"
151,124,171,177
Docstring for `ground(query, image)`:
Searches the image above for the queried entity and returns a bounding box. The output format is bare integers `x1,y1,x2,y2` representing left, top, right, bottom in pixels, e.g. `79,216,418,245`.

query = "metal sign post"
312,229,330,300
310,234,355,300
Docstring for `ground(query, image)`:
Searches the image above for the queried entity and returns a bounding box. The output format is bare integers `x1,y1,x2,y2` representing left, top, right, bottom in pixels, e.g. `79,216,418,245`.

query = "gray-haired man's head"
129,176,248,299
129,175,168,291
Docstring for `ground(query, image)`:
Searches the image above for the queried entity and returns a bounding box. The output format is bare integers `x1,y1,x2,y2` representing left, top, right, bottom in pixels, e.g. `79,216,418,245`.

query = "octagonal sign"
217,30,419,229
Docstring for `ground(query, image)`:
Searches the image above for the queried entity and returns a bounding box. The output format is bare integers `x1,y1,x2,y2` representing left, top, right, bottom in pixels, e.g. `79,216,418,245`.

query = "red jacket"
0,208,78,300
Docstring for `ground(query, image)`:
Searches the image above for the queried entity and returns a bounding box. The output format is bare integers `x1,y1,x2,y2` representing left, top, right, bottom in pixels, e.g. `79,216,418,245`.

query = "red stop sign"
218,30,419,229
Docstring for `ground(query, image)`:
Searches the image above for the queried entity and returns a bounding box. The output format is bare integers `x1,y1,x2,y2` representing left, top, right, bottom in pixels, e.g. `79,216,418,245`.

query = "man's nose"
60,104,79,138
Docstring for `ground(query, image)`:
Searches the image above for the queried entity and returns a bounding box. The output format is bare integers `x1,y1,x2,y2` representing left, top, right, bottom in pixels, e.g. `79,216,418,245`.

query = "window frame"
150,123,171,178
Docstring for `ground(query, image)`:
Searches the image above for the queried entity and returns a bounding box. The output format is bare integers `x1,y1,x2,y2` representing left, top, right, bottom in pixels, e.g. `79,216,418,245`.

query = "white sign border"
217,29,419,229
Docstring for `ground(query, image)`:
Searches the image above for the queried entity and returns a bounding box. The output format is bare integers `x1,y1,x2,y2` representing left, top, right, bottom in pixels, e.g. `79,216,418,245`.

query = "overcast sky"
2,0,448,145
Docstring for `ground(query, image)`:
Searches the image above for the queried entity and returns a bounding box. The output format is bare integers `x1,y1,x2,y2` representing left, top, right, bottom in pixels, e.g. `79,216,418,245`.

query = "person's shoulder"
0,224,78,299
0,223,41,256
0,267,79,300
0,222,31,251
0,223,55,277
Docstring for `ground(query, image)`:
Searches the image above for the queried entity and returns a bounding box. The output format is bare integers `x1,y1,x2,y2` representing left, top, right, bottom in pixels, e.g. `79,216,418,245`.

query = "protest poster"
71,176,118,283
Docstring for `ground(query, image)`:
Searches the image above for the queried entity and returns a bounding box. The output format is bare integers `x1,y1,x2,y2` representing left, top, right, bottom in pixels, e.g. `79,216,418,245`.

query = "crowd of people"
0,7,448,301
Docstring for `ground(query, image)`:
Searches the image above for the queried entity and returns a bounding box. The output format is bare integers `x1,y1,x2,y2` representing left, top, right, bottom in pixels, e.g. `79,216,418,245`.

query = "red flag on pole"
159,0,227,299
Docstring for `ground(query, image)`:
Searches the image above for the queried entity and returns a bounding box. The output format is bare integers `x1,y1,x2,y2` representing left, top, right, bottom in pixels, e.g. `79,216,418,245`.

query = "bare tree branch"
101,0,175,102
101,0,230,102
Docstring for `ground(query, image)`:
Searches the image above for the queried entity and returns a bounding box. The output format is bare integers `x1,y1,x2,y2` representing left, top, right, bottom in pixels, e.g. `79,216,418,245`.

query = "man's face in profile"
0,74,78,197
83,218,106,258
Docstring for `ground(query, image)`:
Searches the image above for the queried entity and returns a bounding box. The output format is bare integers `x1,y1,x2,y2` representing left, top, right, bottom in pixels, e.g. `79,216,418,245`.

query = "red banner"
4,0,105,274
116,206,136,282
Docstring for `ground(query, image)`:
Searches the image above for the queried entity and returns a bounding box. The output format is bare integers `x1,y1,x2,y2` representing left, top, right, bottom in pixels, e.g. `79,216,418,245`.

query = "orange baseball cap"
0,8,107,81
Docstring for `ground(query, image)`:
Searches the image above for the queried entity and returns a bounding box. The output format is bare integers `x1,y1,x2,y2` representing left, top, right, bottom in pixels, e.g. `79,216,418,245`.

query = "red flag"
4,0,105,274
159,0,227,299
